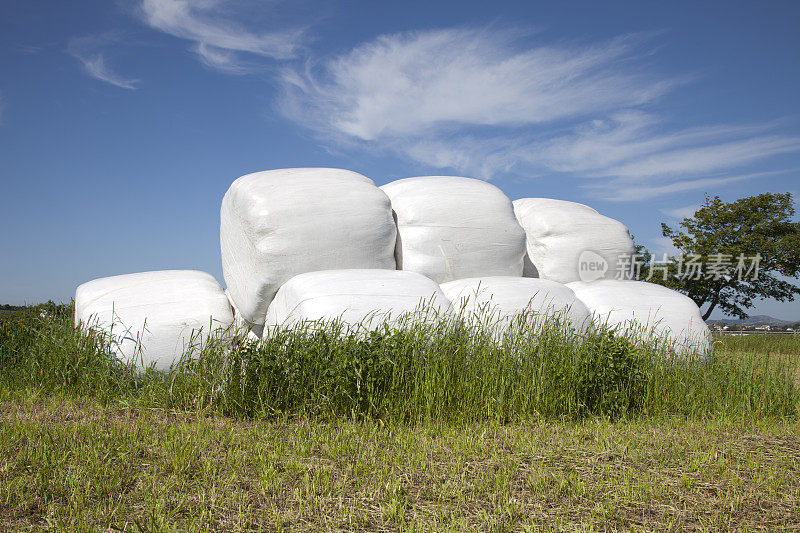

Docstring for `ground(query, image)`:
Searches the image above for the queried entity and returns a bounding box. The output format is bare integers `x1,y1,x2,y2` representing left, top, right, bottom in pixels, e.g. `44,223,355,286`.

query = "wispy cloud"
279,27,800,200
74,53,139,90
535,111,783,176
281,28,674,141
68,33,139,90
138,0,306,73
536,111,800,180
660,204,701,219
649,236,681,258
16,43,50,55
593,170,792,202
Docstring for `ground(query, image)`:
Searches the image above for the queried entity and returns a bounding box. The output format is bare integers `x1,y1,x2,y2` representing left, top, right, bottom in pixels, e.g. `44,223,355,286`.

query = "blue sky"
1,0,799,319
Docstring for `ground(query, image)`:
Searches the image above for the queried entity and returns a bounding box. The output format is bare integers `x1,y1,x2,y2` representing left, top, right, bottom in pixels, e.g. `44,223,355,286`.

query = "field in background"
1,303,799,530
716,331,800,355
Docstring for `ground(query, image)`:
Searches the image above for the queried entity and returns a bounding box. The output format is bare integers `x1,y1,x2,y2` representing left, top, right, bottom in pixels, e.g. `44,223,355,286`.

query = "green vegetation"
644,192,800,320
2,398,799,531
716,332,800,356
0,304,24,316
3,303,797,422
2,303,799,530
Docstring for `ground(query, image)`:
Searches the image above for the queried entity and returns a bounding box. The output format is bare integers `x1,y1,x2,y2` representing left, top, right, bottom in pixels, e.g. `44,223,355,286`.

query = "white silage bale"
264,269,451,329
221,168,397,326
440,277,592,331
567,280,711,354
381,176,527,283
74,270,234,371
513,198,635,283
225,289,261,341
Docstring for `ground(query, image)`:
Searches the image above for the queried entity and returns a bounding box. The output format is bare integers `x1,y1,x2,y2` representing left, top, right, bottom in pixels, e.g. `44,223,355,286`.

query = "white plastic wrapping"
225,289,261,341
440,276,592,331
221,168,397,326
265,269,451,329
567,280,711,353
381,176,526,283
74,270,234,370
513,198,634,284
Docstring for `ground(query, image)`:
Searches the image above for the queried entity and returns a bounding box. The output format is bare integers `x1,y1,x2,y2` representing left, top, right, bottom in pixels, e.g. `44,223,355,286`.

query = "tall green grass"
1,302,797,422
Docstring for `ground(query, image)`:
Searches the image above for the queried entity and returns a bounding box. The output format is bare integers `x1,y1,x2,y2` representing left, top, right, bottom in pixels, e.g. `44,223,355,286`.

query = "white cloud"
281,28,674,141
380,115,800,188
195,43,252,74
593,170,790,202
139,0,305,72
398,136,523,179
69,34,139,90
660,204,701,219
536,111,784,176
279,27,800,198
537,112,800,181
649,236,681,258
608,136,800,179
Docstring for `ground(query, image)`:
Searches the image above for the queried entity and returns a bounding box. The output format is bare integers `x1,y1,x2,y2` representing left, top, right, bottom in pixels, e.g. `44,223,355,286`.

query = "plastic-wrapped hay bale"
225,289,261,341
265,269,451,329
381,176,526,283
221,168,397,327
74,270,234,370
513,198,635,283
440,276,591,331
567,280,711,354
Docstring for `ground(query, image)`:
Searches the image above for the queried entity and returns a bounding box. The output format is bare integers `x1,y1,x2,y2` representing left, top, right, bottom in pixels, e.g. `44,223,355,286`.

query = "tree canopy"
642,192,800,320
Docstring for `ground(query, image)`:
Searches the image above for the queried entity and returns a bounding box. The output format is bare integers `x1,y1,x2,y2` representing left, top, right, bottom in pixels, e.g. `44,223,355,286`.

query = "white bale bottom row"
265,269,451,329
74,271,234,371
567,279,711,354
440,277,592,332
75,270,711,370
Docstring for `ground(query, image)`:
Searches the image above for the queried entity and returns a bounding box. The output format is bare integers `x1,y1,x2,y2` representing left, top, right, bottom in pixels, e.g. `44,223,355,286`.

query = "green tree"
645,192,800,320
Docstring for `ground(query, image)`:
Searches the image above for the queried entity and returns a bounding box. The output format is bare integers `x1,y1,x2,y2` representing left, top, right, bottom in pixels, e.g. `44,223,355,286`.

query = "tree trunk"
701,279,732,320
702,300,718,321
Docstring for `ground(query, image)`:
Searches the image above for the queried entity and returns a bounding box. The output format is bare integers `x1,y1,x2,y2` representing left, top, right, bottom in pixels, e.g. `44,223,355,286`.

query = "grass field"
1,304,799,531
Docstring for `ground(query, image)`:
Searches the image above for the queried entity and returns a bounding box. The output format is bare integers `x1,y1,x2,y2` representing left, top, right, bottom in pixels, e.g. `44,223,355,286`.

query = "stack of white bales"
75,168,712,367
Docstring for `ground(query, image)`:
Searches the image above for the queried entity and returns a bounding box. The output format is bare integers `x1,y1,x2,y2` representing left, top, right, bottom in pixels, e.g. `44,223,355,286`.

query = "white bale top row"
220,168,397,327
514,198,635,283
381,176,527,283
75,168,711,370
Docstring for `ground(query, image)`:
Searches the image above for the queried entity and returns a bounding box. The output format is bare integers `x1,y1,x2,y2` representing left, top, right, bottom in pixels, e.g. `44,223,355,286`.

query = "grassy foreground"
2,396,799,531
1,304,799,530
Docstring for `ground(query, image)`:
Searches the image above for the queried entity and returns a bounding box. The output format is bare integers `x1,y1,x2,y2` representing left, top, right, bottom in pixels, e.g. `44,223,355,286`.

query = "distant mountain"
707,315,797,327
